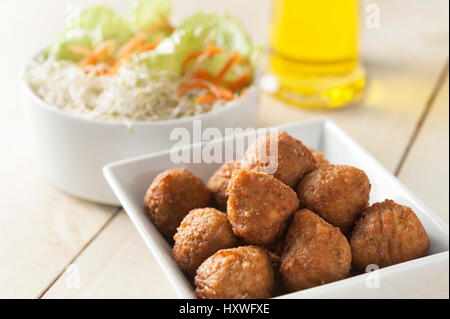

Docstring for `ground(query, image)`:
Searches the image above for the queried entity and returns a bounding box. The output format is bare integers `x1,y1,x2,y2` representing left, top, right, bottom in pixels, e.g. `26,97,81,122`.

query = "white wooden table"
0,0,448,298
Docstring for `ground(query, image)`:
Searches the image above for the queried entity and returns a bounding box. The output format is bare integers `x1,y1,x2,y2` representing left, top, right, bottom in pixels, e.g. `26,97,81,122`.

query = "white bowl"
20,64,259,205
103,118,449,299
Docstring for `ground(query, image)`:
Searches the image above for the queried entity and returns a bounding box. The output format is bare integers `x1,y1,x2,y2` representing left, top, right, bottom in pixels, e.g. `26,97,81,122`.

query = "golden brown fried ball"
297,165,371,233
207,161,241,211
227,169,300,245
280,209,351,291
350,200,429,271
195,246,274,299
144,168,211,238
241,131,316,188
173,208,238,277
307,147,330,168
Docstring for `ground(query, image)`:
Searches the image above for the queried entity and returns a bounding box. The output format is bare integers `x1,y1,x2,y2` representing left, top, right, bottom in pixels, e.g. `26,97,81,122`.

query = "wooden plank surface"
402,73,449,300
399,76,449,223
43,212,176,298
0,0,125,298
0,114,116,298
0,0,448,298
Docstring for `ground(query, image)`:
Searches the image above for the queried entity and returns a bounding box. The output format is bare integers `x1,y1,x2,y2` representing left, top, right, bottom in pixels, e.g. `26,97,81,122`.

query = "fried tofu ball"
227,169,300,245
207,161,241,211
307,147,330,168
144,168,211,238
173,208,239,277
351,200,429,271
297,165,371,233
241,131,316,188
280,209,351,291
195,246,274,299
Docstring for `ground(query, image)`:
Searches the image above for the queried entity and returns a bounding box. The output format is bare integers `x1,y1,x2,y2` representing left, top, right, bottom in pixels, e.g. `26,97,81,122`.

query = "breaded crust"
195,246,274,299
207,161,241,211
144,168,211,238
350,199,429,271
297,165,371,233
173,208,238,276
307,147,330,168
226,169,300,245
241,131,316,188
280,209,351,291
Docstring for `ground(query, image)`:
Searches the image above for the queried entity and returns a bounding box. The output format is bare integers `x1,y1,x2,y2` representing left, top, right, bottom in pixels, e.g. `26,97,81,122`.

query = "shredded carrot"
68,45,93,56
215,86,234,100
194,86,234,103
178,79,215,97
82,63,111,76
94,40,115,55
195,94,217,103
137,38,163,52
214,51,242,84
94,64,112,76
146,14,175,35
146,23,164,34
225,68,251,91
179,78,233,103
192,68,215,81
68,14,175,76
181,44,249,98
109,53,131,75
104,37,161,75
115,32,145,60
181,46,224,70
158,13,175,33
79,40,115,67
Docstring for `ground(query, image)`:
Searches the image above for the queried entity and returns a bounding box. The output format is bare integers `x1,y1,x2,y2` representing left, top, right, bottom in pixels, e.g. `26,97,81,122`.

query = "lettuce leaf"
202,52,251,82
138,26,207,74
46,29,97,61
45,2,260,81
46,6,133,61
77,6,134,45
139,12,260,79
179,13,253,59
129,0,172,29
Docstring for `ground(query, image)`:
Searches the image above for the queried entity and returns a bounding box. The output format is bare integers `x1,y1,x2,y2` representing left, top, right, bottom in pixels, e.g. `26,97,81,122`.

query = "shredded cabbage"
25,55,226,122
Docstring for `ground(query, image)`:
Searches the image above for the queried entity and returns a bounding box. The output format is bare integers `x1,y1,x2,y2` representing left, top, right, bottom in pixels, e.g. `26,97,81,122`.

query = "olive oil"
268,0,365,108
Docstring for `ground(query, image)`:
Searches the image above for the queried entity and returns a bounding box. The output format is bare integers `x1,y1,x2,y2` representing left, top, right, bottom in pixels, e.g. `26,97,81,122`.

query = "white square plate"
103,118,449,299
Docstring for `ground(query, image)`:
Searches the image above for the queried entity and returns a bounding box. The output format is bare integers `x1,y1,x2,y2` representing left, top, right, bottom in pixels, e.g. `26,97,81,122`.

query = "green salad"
25,0,260,122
